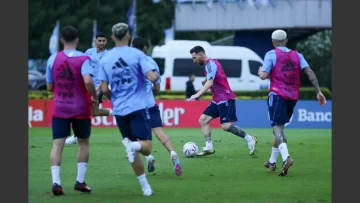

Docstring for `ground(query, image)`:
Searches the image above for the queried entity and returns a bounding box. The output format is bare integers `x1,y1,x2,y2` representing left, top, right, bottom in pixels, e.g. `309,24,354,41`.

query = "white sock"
205,141,213,149
278,143,290,162
51,166,61,185
145,154,155,161
170,151,177,157
137,174,150,190
269,147,280,163
130,141,141,151
76,162,88,183
244,134,253,142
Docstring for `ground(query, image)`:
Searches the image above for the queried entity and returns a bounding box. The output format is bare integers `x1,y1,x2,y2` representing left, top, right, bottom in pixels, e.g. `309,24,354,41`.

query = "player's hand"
187,94,199,101
316,92,327,107
202,79,207,86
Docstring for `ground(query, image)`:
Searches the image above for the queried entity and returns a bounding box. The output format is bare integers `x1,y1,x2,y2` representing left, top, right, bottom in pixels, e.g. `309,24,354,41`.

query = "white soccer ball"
182,142,199,158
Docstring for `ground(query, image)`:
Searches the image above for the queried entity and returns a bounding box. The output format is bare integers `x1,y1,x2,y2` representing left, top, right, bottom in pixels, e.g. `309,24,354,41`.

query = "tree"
28,0,175,58
296,30,332,90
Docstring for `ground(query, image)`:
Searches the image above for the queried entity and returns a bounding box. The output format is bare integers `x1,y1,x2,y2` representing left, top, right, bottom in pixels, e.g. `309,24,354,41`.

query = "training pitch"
29,128,331,203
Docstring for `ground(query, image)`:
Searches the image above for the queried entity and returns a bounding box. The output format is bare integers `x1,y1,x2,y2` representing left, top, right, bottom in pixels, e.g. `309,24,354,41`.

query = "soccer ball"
182,142,199,158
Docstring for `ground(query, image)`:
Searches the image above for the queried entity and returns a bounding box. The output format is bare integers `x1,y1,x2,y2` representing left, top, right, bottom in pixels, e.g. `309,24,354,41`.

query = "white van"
151,40,270,91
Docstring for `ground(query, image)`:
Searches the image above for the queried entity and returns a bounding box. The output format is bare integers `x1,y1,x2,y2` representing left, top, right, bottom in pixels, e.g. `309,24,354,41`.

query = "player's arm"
139,54,159,82
45,55,56,92
299,53,322,94
194,61,217,97
258,51,275,80
81,59,98,101
152,67,162,93
152,83,161,93
98,61,111,99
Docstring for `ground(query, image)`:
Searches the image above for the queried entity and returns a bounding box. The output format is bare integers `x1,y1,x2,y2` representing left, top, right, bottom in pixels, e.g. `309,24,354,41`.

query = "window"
173,59,205,77
249,60,263,76
153,57,165,75
217,59,242,78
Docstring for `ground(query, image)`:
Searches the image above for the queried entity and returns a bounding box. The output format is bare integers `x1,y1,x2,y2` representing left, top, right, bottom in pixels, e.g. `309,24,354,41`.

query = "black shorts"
267,94,297,126
52,117,91,140
115,109,152,142
203,100,238,124
148,104,163,128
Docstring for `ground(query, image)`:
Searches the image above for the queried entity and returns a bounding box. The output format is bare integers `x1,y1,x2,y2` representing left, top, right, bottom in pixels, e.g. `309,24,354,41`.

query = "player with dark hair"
188,46,258,157
46,26,97,195
98,23,159,196
65,32,113,145
258,30,326,176
131,36,182,176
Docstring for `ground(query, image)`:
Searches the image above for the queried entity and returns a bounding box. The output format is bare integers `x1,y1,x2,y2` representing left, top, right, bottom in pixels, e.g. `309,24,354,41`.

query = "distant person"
185,74,198,100
98,22,159,196
65,32,113,145
45,26,98,196
258,29,326,176
187,46,258,157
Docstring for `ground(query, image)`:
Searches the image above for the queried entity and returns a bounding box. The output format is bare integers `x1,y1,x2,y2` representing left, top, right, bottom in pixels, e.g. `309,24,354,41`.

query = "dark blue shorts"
115,109,152,142
52,117,91,140
268,94,297,126
149,104,163,128
203,100,238,124
98,90,103,104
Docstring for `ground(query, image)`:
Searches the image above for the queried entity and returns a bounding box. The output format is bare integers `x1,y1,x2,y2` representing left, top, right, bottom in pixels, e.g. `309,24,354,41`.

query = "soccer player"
258,30,327,176
187,46,258,157
131,36,182,176
65,32,113,145
46,26,98,195
98,23,159,196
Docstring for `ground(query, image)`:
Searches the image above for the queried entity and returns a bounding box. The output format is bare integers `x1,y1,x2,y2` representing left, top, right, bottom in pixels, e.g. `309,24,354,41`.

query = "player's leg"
145,105,182,175
264,94,280,171
71,118,92,193
196,102,217,156
50,117,71,196
265,98,297,171
92,90,113,116
151,128,182,176
115,111,153,196
264,137,279,172
219,100,258,156
276,99,297,176
268,95,295,176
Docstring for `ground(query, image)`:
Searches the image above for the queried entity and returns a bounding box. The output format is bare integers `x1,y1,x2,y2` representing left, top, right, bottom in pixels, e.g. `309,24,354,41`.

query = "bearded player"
187,46,258,157
65,32,113,145
46,26,97,195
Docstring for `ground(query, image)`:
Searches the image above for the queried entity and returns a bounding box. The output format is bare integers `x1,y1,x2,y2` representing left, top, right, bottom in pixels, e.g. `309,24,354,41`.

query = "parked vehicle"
151,40,270,91
28,70,47,90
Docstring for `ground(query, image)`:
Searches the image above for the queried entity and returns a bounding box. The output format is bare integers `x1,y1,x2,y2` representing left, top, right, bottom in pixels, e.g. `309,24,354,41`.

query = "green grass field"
29,128,331,203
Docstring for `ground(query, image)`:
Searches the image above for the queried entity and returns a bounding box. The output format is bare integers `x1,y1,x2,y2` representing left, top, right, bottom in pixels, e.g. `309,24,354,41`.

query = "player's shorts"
148,104,163,128
98,90,103,104
52,117,91,140
115,108,152,142
203,99,238,124
267,94,297,126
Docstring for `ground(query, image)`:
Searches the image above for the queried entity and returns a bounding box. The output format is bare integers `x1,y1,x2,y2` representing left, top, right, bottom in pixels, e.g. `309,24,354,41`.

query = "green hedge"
28,87,331,100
